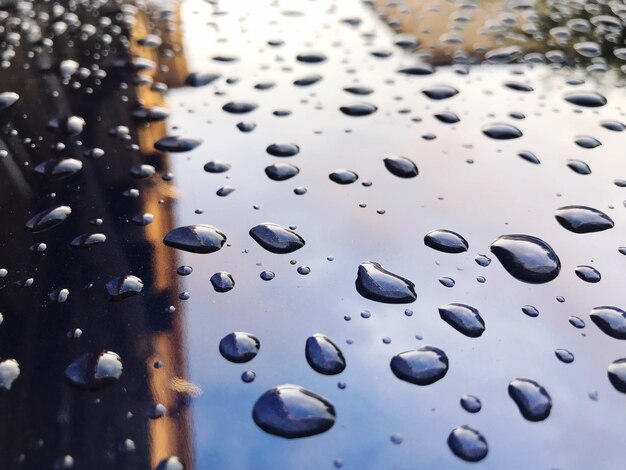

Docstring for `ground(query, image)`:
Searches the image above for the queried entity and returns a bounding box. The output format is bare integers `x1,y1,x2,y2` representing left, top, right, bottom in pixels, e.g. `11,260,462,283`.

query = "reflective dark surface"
1,0,626,468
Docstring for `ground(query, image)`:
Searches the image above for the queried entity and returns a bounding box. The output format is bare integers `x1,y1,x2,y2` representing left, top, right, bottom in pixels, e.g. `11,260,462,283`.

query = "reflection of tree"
373,0,626,70
0,2,193,469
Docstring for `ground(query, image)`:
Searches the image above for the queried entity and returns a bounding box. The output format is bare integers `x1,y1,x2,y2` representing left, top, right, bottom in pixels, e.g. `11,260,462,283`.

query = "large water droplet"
222,101,258,114
296,52,327,64
249,223,305,254
70,233,106,248
163,225,227,253
566,159,591,175
0,92,19,112
383,156,418,178
608,359,626,393
155,136,202,153
339,103,377,116
438,303,485,337
575,265,601,283
508,378,552,421
25,206,71,232
590,306,626,339
355,262,416,304
210,272,235,292
390,346,448,385
564,91,607,107
422,85,458,100
329,169,358,184
0,359,20,391
219,332,260,363
482,123,523,139
64,351,123,390
554,206,614,233
490,234,561,284
447,426,488,462
252,385,336,438
34,158,82,180
265,163,300,181
294,74,322,87
106,275,143,301
266,143,300,157
203,161,231,173
305,334,346,375
424,229,468,254
574,136,601,149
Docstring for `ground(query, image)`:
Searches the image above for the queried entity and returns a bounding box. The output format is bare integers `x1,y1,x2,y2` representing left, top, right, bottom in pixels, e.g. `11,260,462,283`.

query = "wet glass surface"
1,0,626,468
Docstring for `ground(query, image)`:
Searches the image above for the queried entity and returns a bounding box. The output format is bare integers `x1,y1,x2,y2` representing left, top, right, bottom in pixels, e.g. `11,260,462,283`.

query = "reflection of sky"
165,0,626,467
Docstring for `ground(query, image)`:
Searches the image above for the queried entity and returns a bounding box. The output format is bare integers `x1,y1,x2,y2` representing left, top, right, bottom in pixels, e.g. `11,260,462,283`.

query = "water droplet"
329,169,358,184
390,346,448,385
566,159,591,175
34,158,82,180
590,306,626,339
575,265,601,283
219,332,260,363
424,229,469,254
154,455,186,470
297,266,310,275
70,233,106,248
460,395,482,413
154,136,202,153
163,225,227,253
210,272,235,293
222,101,258,114
252,385,336,438
554,206,614,233
600,120,625,132
447,426,488,462
237,121,256,132
203,161,231,173
265,163,300,181
482,123,523,139
25,205,71,232
176,266,193,276
517,150,541,164
383,156,418,178
294,74,323,86
242,370,256,383
522,305,539,317
555,349,574,363
48,115,85,136
216,186,236,197
490,234,561,284
574,136,601,149
266,143,300,157
564,91,607,107
305,334,346,375
569,316,585,329
508,378,552,421
355,262,416,304
64,351,123,390
186,72,220,87
397,64,434,75
106,275,143,301
260,271,275,281
438,303,485,338
296,52,327,64
439,277,455,288
131,106,169,122
0,92,19,112
434,111,460,124
249,223,305,254
0,359,20,390
608,359,626,393
422,85,458,100
475,254,491,266
343,86,373,95
339,103,377,116
504,81,533,92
